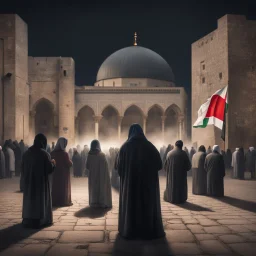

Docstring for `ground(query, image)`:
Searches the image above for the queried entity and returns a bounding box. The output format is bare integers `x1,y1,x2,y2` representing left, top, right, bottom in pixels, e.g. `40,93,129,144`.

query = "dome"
96,46,174,82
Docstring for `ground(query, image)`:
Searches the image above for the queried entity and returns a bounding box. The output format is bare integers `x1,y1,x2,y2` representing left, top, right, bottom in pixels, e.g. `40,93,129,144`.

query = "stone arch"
76,103,97,117
147,104,164,116
121,104,145,140
99,105,119,143
77,105,95,144
32,97,55,112
101,104,120,116
33,98,57,142
123,104,145,117
146,104,164,144
164,104,181,143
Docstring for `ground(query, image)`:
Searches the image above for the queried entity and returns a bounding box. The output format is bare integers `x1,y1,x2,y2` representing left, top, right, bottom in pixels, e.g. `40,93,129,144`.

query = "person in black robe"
204,145,225,197
192,145,207,195
164,140,191,204
163,144,172,165
21,133,55,228
0,146,5,179
221,150,228,169
226,149,232,169
2,140,10,178
13,140,22,176
245,147,256,179
72,149,82,177
19,140,25,156
116,124,165,240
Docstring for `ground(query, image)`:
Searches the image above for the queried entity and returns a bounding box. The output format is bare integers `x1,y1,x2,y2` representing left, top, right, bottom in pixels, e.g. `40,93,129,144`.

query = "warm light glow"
134,32,137,46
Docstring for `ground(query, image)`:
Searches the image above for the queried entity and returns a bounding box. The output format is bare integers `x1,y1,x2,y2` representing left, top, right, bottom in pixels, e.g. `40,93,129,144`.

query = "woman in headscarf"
21,133,56,228
116,124,165,240
72,148,82,177
50,137,73,207
204,145,225,197
86,140,112,208
192,145,207,195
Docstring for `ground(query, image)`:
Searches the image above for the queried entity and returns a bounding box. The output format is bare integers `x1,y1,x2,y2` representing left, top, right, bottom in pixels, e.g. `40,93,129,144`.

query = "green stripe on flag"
193,118,209,128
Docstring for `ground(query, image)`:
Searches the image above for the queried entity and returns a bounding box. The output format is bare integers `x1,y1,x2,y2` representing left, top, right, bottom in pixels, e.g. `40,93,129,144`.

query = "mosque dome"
96,46,174,82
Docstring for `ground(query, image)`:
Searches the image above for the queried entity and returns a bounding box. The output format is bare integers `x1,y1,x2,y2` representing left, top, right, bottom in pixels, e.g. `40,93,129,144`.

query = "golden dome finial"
134,32,137,46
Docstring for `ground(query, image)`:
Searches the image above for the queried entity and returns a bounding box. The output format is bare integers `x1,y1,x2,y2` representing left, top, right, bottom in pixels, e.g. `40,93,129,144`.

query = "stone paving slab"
0,176,256,255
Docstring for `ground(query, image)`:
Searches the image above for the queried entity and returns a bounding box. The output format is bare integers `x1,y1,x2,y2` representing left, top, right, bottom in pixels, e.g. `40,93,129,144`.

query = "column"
30,110,36,139
117,116,123,143
93,115,102,140
161,115,166,142
177,115,184,140
143,115,147,135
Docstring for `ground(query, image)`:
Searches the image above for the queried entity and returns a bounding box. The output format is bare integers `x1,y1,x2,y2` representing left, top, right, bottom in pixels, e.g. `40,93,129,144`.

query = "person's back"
116,124,164,240
22,134,55,228
205,145,225,197
164,141,191,204
87,140,112,208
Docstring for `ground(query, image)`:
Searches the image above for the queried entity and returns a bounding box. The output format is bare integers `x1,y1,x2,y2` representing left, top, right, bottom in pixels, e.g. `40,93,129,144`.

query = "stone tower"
58,57,75,145
192,14,256,151
0,14,29,143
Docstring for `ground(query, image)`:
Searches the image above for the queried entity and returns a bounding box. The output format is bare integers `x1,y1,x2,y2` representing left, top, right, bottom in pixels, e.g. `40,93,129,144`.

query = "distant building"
0,14,187,146
192,14,256,151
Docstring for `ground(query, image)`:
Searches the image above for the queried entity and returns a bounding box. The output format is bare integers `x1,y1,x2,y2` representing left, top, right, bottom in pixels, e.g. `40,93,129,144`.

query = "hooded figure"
116,124,165,239
72,148,82,177
231,147,245,179
0,146,5,178
21,133,55,228
245,147,256,179
192,145,207,195
163,144,172,165
6,140,15,177
164,140,191,204
226,149,232,168
81,145,89,176
204,145,225,197
13,140,22,176
51,137,73,206
2,141,10,178
86,140,112,208
19,140,25,156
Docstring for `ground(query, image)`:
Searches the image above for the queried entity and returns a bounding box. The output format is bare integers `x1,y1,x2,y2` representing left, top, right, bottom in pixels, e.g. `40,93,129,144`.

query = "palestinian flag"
193,86,228,131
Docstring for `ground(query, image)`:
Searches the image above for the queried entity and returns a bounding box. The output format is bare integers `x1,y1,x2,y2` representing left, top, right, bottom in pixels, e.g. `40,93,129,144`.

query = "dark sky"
1,0,256,131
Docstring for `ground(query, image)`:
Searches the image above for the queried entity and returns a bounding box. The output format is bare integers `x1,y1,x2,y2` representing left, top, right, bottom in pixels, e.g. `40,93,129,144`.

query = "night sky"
1,0,256,131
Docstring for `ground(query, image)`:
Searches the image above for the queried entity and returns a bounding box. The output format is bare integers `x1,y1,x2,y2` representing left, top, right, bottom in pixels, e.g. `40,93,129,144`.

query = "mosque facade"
0,14,188,147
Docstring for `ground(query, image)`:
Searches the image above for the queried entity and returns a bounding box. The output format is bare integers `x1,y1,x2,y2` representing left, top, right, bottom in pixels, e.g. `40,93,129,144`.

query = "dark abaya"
116,124,165,240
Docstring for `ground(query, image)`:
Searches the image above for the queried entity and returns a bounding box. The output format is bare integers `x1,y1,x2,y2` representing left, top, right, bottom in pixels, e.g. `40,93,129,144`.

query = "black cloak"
116,124,165,240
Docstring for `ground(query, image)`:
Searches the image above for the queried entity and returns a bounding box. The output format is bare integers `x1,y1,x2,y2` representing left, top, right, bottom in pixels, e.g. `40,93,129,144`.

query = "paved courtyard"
0,172,255,256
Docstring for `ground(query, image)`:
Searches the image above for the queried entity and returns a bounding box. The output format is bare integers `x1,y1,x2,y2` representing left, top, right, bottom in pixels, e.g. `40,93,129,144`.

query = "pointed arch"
32,97,55,112
165,103,182,116
77,105,95,116
124,104,145,117
101,104,120,116
147,104,164,116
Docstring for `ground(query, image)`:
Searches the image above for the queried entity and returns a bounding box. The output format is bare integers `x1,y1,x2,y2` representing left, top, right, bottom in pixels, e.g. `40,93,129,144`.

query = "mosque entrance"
34,98,57,141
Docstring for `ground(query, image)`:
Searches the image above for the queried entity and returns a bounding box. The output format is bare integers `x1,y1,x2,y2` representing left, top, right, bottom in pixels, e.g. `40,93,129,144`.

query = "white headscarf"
249,147,255,151
213,145,220,153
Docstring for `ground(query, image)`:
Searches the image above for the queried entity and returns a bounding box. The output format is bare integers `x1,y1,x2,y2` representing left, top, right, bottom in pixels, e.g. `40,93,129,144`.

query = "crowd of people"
0,124,255,240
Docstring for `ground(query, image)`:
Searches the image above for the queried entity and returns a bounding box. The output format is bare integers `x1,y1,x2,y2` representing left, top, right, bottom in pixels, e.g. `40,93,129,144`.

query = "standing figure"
163,144,172,165
192,145,207,195
81,145,89,176
189,147,196,161
221,150,228,169
206,146,212,155
51,142,55,152
226,149,232,168
72,149,82,177
51,137,73,207
22,133,55,228
184,147,189,158
116,124,165,240
245,147,256,179
164,140,191,204
68,148,73,160
86,140,112,208
2,141,10,178
19,140,25,156
13,140,22,176
77,144,81,154
204,145,225,197
6,141,15,178
0,146,5,179
232,147,245,179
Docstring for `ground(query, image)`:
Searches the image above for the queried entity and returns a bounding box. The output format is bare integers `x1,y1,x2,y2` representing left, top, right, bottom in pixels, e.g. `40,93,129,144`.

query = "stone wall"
0,14,29,143
227,15,256,150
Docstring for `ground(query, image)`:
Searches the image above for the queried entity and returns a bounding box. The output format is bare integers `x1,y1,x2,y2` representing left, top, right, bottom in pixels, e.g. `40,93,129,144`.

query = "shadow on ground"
112,234,173,256
175,201,214,212
214,196,256,213
0,223,40,252
74,206,111,218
